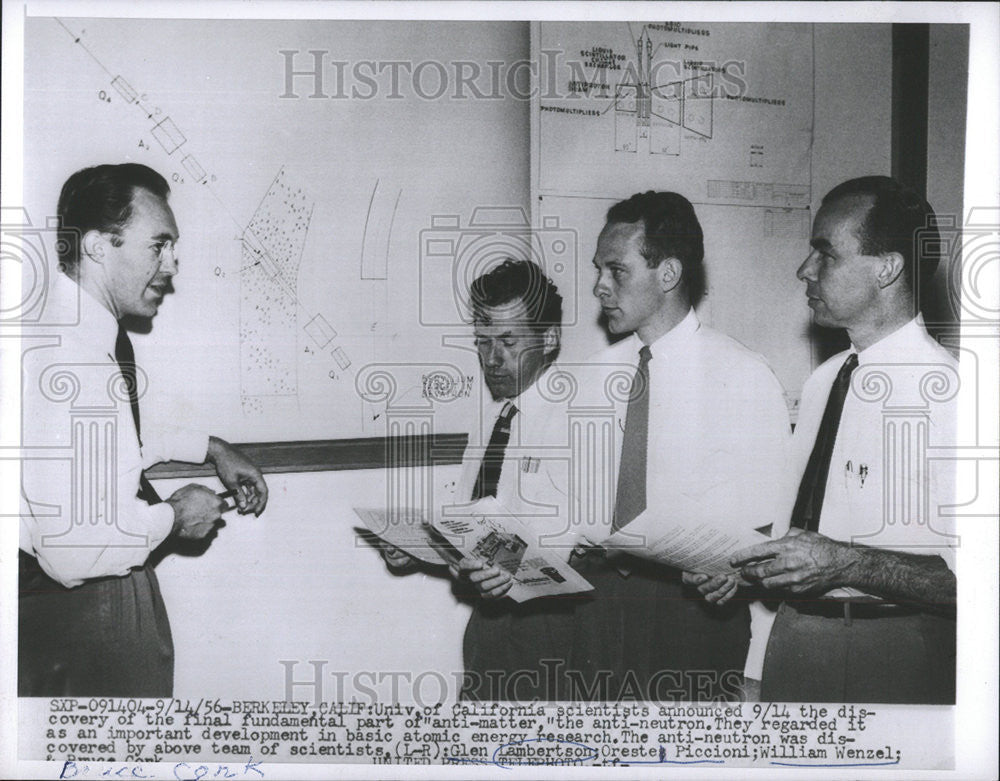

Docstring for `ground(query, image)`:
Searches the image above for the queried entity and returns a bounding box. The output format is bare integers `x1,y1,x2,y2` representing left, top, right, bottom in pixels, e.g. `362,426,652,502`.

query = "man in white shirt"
20,163,268,696
568,191,790,701
728,176,957,703
381,259,579,700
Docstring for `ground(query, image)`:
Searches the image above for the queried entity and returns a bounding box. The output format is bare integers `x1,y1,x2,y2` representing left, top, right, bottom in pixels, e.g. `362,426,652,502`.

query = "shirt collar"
52,273,120,355
854,315,925,366
488,362,560,420
627,307,701,361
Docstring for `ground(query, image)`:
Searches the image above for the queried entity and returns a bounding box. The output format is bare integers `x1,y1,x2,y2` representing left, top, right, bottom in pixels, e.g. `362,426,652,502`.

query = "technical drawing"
360,178,402,280
332,347,351,371
614,27,715,156
111,75,137,103
707,180,809,207
683,73,714,138
150,117,186,155
181,154,207,183
56,19,213,184
239,167,314,412
55,19,366,421
304,314,337,348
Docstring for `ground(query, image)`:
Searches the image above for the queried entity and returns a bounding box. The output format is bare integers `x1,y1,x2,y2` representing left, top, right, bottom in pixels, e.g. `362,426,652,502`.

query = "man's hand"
682,571,741,605
167,484,227,539
380,543,417,572
207,436,268,515
448,556,513,600
730,529,857,594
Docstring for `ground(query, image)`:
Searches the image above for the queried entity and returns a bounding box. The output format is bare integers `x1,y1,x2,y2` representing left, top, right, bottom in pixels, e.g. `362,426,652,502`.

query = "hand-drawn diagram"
54,19,355,418
538,21,814,207
55,19,211,188
614,28,714,156
239,168,313,414
360,178,402,281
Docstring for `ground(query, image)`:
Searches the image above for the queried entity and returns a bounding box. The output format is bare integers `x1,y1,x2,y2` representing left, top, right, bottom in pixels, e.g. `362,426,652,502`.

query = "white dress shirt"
20,278,208,587
577,309,790,540
450,362,584,558
573,310,792,677
746,315,959,675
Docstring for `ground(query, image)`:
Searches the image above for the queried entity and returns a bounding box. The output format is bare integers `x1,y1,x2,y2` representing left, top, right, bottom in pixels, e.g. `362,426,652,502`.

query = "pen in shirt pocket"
844,460,869,488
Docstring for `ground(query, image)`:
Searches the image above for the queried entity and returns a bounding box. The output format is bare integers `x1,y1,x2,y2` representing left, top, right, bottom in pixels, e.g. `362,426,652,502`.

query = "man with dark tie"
569,191,790,701
728,176,958,703
19,163,269,696
381,258,576,700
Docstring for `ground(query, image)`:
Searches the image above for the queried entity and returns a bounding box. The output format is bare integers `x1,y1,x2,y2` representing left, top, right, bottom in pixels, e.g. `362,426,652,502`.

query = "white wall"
155,466,470,699
542,25,893,402
156,24,975,697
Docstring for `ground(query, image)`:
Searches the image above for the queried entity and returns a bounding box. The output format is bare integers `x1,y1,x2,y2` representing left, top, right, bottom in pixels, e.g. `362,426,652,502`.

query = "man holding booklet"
568,191,790,701
375,195,791,701
377,259,586,700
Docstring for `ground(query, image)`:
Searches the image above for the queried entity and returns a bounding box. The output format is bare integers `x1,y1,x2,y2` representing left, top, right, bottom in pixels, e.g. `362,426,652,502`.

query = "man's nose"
593,268,609,298
479,341,501,367
485,343,505,367
160,252,179,277
797,252,818,282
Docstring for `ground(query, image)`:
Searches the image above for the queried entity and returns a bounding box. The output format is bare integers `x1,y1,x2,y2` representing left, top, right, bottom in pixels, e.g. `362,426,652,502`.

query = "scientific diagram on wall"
613,27,715,157
240,168,317,415
23,17,531,441
537,21,814,207
45,20,367,428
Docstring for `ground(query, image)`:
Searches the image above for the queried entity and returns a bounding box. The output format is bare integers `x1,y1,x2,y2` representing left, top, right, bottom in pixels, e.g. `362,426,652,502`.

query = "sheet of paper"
601,510,771,575
431,500,594,602
353,506,452,566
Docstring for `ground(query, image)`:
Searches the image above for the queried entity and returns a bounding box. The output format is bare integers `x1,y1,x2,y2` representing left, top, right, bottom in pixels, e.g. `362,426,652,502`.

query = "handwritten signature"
59,758,264,780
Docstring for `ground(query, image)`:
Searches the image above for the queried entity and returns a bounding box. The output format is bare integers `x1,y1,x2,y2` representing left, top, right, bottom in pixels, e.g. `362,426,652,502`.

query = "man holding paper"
727,177,958,703
570,191,790,701
19,163,268,697
380,259,583,700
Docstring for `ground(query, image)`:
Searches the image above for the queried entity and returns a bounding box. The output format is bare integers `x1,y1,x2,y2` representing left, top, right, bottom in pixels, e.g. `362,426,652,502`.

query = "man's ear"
876,251,906,289
658,257,683,293
80,230,107,264
542,325,560,357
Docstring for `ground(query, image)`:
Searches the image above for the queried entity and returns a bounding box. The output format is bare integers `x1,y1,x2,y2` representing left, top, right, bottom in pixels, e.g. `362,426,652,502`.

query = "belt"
787,597,922,625
569,545,634,578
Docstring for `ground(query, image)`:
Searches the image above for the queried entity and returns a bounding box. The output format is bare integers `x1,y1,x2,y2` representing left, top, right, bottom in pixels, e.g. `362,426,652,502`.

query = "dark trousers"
461,552,750,702
567,555,750,702
462,594,580,701
761,600,956,704
19,551,174,697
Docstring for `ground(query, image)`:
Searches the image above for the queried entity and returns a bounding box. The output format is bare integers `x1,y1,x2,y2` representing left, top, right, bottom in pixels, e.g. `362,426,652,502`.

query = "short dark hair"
822,176,940,293
470,258,563,329
56,163,170,271
605,190,706,305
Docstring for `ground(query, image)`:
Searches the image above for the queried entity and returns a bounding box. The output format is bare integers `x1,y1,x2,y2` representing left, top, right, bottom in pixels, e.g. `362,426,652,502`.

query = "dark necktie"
470,401,518,501
789,352,859,532
114,325,161,505
613,345,652,531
